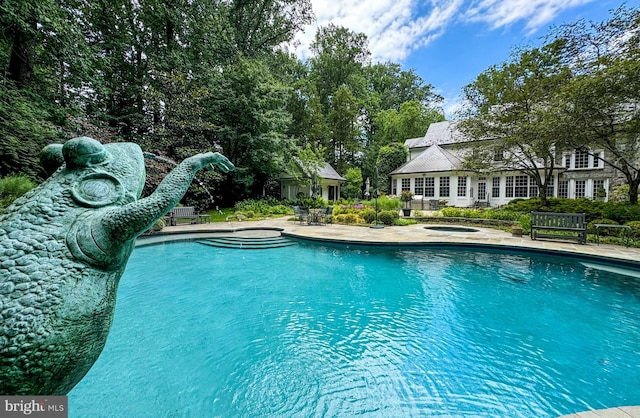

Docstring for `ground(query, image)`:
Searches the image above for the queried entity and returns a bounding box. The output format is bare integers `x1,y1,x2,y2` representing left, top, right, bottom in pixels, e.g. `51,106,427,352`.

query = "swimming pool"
69,239,640,417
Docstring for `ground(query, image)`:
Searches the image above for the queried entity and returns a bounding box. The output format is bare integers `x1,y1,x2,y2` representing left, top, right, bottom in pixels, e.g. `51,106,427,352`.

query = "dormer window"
575,149,589,169
563,149,604,170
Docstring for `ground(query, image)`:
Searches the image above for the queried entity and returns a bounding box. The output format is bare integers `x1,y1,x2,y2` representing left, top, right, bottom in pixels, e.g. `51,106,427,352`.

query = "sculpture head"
40,137,146,208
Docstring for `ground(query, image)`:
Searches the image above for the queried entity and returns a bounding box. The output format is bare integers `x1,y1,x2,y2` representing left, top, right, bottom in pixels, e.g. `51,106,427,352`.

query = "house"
390,120,619,208
279,161,346,202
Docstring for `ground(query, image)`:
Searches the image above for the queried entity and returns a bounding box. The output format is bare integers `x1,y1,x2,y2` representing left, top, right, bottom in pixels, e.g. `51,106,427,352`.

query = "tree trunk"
629,178,639,205
6,21,37,87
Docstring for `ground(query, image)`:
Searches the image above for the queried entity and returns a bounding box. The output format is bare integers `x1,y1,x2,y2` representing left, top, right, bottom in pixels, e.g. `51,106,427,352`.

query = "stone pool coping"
140,216,640,268
138,216,640,418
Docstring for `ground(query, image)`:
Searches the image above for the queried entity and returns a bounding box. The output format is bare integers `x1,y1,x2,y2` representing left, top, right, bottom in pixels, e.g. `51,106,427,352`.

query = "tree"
328,84,360,173
227,0,314,57
209,57,296,200
458,45,573,205
374,100,444,146
362,62,442,142
285,143,326,198
309,24,370,115
342,167,363,199
376,142,409,194
549,6,640,203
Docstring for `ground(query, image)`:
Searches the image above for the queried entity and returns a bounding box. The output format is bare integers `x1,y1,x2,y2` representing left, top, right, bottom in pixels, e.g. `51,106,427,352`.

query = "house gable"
391,144,463,175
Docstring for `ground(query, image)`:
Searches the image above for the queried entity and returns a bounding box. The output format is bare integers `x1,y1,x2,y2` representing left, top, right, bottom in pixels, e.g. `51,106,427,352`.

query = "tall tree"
458,45,573,205
328,84,360,173
309,24,370,115
376,142,409,194
228,0,314,57
0,0,92,176
374,100,444,146
550,6,640,203
209,57,295,200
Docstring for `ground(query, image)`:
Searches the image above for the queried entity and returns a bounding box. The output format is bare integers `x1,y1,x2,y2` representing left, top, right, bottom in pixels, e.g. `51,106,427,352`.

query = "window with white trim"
439,177,450,197
529,181,538,198
425,178,435,197
401,178,410,191
515,175,528,198
595,151,604,168
593,179,605,200
575,180,586,198
575,149,589,169
414,178,424,195
457,177,467,197
558,180,568,198
492,177,500,198
505,176,514,198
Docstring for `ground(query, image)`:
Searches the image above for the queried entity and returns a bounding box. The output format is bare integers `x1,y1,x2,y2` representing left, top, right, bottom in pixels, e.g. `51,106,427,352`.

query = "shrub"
440,207,483,218
378,210,399,225
151,217,165,232
0,175,36,210
334,213,360,224
400,190,414,202
335,204,366,215
394,218,417,226
625,221,640,232
361,208,377,223
602,202,640,224
587,218,619,236
270,205,291,215
374,195,402,211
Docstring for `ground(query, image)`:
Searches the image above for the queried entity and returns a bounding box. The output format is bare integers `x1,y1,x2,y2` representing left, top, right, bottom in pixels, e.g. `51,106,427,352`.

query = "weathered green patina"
0,137,234,395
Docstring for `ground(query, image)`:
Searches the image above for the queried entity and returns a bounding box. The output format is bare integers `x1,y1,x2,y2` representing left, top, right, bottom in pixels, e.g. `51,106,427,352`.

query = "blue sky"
293,0,640,119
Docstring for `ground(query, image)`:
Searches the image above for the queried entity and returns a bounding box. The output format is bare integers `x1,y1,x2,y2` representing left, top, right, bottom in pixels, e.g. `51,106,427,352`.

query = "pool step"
197,236,298,250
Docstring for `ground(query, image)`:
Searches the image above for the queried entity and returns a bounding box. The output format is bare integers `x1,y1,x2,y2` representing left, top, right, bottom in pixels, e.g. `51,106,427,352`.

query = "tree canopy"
0,1,442,205
459,5,640,204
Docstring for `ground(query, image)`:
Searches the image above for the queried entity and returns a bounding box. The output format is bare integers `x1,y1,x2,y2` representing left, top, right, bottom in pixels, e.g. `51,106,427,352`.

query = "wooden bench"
166,206,210,226
530,212,587,244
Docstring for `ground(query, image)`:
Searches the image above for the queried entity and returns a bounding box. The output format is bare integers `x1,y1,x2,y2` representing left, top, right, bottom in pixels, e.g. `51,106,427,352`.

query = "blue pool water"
69,240,640,417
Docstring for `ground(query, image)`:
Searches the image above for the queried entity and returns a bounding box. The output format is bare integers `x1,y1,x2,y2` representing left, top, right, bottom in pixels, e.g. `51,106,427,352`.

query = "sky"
292,0,640,119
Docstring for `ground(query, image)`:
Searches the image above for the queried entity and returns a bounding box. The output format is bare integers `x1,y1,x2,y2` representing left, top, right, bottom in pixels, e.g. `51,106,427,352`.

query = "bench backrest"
531,212,586,228
169,206,197,217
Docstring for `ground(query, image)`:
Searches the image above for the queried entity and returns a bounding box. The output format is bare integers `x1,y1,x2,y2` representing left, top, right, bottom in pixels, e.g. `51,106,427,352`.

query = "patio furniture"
324,206,333,224
166,206,209,226
298,208,310,225
530,212,586,244
595,224,632,247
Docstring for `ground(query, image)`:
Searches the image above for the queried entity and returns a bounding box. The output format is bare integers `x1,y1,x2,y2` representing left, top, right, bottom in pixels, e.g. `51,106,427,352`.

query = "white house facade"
279,162,346,202
390,121,619,209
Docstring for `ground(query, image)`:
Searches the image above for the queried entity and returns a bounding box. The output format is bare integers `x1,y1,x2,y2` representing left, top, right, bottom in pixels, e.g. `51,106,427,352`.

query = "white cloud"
292,0,595,63
464,0,595,33
292,0,463,63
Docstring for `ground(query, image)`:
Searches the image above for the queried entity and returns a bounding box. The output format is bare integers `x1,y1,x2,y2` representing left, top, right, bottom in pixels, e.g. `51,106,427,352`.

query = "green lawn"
202,207,236,222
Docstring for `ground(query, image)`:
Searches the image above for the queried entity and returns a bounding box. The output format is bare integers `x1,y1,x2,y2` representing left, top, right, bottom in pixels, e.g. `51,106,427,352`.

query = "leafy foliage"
0,175,36,211
376,143,408,194
378,210,399,225
342,167,363,199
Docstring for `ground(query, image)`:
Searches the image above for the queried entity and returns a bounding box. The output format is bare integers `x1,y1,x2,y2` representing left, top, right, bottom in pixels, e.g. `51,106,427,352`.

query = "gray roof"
390,144,463,175
318,162,346,181
404,120,472,149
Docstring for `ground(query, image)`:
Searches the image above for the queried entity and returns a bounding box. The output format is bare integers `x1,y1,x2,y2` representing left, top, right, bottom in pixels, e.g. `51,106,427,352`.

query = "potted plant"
400,190,414,216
